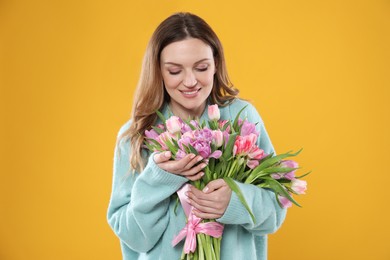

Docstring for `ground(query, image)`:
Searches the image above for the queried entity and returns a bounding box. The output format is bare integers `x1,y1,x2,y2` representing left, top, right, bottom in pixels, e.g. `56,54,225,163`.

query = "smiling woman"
160,38,216,119
106,12,286,260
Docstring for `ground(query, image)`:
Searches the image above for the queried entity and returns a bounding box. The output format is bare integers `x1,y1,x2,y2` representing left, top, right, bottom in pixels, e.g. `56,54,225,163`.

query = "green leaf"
188,144,199,155
208,158,215,173
265,178,301,207
165,138,178,155
232,105,248,132
183,118,197,131
144,141,157,152
151,126,164,134
146,138,161,148
258,153,274,164
222,133,237,160
155,110,166,123
255,149,303,173
296,171,312,179
221,121,231,131
261,167,299,174
224,177,256,223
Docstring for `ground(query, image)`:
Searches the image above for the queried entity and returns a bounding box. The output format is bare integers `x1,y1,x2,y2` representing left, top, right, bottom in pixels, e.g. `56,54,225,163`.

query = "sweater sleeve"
217,101,287,235
106,121,188,253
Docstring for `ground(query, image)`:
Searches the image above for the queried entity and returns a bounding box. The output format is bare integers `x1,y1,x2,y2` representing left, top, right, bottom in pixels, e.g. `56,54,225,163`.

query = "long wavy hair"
120,12,239,172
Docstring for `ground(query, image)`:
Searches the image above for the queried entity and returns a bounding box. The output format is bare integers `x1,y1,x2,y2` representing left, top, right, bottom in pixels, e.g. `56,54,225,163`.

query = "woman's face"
160,38,216,119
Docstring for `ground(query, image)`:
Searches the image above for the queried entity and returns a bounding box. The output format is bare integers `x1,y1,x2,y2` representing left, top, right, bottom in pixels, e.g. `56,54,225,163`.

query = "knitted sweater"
107,99,287,260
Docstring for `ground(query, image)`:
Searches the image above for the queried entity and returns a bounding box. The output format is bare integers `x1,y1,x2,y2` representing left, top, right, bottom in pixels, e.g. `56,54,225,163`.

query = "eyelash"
168,67,208,75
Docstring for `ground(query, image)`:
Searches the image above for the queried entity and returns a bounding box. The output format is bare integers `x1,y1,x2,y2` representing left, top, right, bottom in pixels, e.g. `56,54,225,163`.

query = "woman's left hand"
186,179,232,219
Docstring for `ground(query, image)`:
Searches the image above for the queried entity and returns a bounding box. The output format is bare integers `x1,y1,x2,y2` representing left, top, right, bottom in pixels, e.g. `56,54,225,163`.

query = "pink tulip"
182,131,195,139
240,119,260,137
175,149,187,160
219,120,230,130
271,173,282,179
212,130,224,147
278,195,293,208
291,179,307,194
248,146,264,160
145,129,159,139
280,160,298,180
208,105,220,121
247,160,259,169
157,131,175,150
166,116,182,134
233,133,257,156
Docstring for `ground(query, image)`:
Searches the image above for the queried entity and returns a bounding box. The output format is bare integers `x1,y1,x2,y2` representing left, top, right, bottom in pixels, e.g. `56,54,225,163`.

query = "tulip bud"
291,179,307,194
166,116,181,134
212,130,223,147
208,104,220,121
278,195,293,208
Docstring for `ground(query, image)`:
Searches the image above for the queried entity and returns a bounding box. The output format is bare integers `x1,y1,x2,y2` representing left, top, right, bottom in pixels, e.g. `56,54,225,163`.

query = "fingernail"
189,154,196,159
203,186,209,192
165,151,171,158
201,163,207,169
197,156,203,162
200,172,204,177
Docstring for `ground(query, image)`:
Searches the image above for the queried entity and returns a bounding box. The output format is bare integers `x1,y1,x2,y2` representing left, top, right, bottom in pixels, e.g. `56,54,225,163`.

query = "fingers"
202,179,227,194
154,152,206,180
192,209,222,220
153,151,171,164
175,154,204,171
186,171,204,181
186,180,232,218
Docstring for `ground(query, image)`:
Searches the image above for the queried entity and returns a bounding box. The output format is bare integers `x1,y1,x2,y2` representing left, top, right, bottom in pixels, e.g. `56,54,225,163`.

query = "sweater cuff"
142,152,189,190
217,182,251,224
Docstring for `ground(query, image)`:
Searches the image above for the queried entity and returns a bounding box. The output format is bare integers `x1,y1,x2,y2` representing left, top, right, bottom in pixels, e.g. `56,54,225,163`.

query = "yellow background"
1,0,389,259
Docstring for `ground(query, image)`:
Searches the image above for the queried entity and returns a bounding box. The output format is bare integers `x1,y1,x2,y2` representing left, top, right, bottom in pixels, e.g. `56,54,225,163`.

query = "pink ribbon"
171,184,224,254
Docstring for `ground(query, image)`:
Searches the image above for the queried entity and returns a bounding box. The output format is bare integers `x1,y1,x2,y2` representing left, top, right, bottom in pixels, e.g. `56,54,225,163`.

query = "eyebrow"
163,58,211,66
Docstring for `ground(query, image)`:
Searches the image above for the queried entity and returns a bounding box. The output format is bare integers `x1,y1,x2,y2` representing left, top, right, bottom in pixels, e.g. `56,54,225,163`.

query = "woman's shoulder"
220,98,259,117
220,98,266,127
117,119,132,138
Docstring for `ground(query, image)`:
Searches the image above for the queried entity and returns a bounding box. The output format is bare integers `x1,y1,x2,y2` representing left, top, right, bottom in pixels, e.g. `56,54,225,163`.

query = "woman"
107,12,287,260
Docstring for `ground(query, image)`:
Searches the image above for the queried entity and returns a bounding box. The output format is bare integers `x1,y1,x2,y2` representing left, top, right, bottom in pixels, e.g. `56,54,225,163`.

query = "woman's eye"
196,67,208,72
168,71,181,75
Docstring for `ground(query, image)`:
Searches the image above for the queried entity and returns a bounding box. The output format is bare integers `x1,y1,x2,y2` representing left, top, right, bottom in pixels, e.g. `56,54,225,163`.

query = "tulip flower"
278,195,293,208
239,119,259,137
208,104,220,121
280,160,298,180
166,116,182,134
233,133,257,156
291,179,307,194
212,130,224,148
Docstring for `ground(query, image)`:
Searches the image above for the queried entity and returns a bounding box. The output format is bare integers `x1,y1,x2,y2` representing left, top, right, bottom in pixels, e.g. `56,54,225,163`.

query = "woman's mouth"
180,88,200,97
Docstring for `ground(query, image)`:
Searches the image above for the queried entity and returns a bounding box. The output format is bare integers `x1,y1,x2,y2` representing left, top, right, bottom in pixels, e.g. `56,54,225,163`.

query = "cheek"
198,71,215,86
162,74,181,89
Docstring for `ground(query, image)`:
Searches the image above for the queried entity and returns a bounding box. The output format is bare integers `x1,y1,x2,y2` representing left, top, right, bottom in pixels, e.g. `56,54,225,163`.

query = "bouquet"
144,105,309,260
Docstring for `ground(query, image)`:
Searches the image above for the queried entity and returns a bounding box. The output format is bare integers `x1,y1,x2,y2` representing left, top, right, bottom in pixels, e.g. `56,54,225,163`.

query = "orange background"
1,0,389,259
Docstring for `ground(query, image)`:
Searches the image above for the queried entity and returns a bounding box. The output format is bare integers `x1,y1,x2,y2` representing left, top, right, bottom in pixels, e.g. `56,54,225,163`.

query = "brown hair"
119,12,239,172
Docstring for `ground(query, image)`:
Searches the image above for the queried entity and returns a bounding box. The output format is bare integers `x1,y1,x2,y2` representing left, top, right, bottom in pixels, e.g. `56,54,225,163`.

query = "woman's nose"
183,71,197,87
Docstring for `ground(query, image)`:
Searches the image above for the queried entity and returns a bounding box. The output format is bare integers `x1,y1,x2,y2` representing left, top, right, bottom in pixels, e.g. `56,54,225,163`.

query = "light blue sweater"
107,99,287,260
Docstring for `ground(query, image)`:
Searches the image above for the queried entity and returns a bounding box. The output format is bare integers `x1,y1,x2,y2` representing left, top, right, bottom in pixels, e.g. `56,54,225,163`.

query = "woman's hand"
153,151,206,181
186,179,232,219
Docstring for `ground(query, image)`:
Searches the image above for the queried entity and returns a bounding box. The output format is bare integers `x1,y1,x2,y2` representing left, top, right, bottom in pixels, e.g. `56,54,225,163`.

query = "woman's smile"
160,38,216,119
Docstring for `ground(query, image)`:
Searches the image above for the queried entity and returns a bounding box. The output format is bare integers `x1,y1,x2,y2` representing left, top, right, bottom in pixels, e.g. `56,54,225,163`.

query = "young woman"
107,12,287,260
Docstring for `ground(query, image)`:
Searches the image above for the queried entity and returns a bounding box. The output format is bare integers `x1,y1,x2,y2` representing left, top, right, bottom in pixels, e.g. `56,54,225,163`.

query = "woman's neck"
168,102,206,120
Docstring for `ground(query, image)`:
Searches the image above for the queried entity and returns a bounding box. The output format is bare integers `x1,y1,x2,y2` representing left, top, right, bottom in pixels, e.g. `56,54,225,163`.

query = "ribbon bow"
171,184,224,253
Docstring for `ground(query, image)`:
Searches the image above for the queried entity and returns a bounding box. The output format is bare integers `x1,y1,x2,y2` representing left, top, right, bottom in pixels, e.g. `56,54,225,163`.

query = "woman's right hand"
153,151,206,181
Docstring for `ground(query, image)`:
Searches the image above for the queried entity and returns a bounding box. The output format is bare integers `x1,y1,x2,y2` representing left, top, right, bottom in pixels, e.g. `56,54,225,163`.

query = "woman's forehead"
160,38,214,65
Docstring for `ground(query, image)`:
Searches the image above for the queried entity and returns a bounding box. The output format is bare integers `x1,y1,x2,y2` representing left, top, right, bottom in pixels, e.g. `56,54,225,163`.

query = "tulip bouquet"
144,105,309,260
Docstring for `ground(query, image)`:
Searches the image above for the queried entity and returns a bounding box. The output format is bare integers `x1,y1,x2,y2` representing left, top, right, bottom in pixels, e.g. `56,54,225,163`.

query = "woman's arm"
106,122,188,253
219,101,287,235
